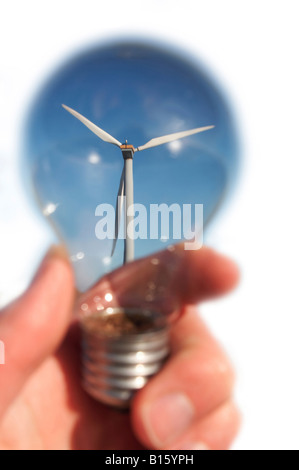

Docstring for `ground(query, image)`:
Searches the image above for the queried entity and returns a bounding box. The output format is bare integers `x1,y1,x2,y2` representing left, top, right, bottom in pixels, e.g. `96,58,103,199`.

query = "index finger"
78,245,239,317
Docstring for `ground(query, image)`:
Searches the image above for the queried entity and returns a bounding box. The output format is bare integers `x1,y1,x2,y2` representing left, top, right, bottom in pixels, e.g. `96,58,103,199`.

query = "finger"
131,307,236,449
0,246,74,418
169,401,241,451
78,245,240,316
172,245,240,305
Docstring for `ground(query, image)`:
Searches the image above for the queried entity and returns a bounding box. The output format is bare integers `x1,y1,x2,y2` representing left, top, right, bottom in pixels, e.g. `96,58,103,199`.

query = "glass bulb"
24,40,239,408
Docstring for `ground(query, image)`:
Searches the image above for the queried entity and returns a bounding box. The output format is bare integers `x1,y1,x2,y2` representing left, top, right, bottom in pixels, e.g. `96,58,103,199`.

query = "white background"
1,0,299,450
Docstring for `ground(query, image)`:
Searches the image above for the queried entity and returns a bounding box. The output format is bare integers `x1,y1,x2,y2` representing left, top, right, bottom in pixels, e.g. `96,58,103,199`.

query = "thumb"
0,246,74,418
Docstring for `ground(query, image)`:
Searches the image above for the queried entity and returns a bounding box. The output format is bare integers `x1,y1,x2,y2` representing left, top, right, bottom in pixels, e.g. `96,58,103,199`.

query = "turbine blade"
111,168,125,257
62,104,122,147
136,125,215,152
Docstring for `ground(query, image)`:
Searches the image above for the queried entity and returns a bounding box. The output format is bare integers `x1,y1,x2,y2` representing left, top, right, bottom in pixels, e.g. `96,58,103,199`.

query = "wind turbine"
62,104,214,264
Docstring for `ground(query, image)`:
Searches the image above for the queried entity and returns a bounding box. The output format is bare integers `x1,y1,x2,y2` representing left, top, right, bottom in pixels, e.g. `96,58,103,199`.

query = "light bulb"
24,40,238,408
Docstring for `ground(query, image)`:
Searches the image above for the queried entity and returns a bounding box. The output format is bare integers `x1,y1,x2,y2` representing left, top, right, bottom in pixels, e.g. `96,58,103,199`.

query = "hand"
0,245,240,450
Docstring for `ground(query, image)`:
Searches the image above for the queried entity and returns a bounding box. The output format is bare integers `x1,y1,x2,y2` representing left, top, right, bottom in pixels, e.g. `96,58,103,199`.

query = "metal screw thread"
80,307,170,408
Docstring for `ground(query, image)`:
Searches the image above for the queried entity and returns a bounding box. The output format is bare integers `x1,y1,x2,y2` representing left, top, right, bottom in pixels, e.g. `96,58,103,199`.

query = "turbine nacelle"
120,143,135,159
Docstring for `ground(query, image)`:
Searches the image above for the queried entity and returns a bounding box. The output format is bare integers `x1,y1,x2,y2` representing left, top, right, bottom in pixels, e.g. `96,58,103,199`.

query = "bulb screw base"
80,307,170,409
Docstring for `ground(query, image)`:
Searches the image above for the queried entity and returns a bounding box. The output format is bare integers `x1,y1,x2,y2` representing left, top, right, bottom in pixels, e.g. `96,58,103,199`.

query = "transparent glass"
24,40,239,293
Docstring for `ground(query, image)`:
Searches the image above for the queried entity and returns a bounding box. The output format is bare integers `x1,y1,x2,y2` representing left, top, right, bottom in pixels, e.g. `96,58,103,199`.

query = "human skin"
0,245,241,450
